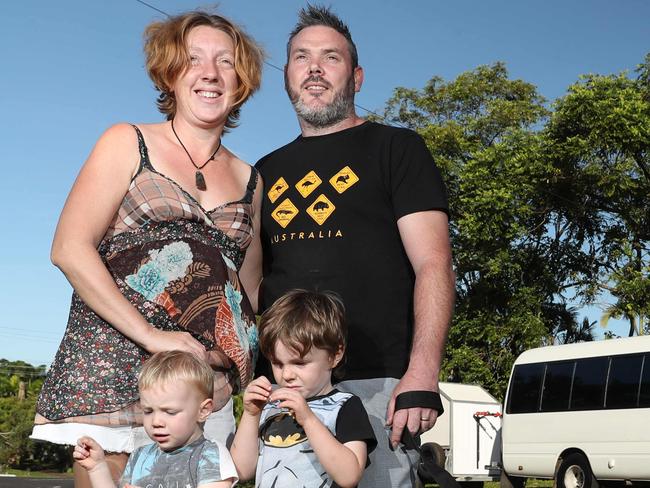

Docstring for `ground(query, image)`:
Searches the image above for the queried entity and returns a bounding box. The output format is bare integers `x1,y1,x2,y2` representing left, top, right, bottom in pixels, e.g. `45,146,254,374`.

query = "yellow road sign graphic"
329,166,359,194
296,170,322,198
268,177,289,203
271,198,299,228
307,194,335,225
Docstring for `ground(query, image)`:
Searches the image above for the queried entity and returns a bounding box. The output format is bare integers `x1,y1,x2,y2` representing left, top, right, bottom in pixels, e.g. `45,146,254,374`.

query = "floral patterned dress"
35,125,258,427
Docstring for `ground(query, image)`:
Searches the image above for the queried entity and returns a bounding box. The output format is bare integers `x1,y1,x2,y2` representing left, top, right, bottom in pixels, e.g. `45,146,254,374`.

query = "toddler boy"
231,290,376,487
74,350,238,488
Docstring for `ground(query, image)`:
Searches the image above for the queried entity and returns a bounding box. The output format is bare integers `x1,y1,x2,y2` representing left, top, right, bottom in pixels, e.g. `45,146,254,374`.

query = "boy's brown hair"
259,289,346,368
139,350,214,399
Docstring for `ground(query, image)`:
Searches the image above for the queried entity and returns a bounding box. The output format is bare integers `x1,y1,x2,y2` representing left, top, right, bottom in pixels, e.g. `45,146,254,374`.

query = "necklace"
170,118,221,191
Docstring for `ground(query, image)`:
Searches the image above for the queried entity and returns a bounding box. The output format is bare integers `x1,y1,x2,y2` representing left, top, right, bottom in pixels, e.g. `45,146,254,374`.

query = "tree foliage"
546,59,650,336
380,57,650,398
0,359,70,472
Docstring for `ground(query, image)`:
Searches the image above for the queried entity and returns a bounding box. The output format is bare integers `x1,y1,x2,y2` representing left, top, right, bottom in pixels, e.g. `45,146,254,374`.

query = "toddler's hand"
73,436,106,472
269,387,314,426
243,376,273,416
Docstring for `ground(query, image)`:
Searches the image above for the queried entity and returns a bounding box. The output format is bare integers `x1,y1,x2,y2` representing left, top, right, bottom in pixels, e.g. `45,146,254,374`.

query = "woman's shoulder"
96,122,136,140
87,123,139,156
222,146,249,168
90,123,145,178
122,121,169,141
223,147,260,183
101,122,168,155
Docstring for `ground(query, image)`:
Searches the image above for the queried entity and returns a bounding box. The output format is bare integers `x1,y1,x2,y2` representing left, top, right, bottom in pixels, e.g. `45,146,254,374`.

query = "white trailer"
420,382,502,486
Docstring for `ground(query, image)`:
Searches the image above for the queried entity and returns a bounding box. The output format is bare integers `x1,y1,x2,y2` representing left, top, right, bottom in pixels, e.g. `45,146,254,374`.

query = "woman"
32,11,264,486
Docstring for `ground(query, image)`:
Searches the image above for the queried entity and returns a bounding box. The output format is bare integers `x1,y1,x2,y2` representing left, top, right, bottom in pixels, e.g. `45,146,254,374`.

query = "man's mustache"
301,76,332,89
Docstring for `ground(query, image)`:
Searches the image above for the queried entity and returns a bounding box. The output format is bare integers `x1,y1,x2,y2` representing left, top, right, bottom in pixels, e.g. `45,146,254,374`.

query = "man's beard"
285,74,355,129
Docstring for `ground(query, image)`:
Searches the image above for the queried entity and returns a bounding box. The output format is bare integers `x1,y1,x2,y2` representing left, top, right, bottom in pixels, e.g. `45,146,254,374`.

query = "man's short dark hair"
287,4,358,68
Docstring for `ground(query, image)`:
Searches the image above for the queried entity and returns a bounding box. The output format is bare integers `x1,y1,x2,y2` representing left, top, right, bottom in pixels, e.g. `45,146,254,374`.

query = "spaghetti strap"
131,125,152,173
244,166,259,202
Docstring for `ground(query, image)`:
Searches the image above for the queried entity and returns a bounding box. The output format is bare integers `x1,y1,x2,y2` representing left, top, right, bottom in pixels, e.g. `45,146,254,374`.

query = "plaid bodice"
104,125,257,267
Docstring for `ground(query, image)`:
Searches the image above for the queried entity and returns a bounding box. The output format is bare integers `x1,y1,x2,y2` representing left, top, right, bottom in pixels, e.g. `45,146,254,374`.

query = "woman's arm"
238,174,263,313
51,123,207,357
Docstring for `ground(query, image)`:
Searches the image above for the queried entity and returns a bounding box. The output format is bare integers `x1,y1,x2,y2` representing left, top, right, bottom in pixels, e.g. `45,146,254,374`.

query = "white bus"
501,335,650,488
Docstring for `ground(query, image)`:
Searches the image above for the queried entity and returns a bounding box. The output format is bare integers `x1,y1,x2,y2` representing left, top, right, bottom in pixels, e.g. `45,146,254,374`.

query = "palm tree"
600,303,642,337
560,317,596,344
545,304,596,344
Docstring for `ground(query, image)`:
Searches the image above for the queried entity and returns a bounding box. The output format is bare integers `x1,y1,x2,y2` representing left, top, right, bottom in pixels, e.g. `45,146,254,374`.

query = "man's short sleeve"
389,130,448,220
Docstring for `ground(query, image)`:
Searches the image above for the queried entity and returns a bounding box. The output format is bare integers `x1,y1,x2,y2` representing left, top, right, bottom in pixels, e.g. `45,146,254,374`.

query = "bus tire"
500,469,525,488
556,453,599,488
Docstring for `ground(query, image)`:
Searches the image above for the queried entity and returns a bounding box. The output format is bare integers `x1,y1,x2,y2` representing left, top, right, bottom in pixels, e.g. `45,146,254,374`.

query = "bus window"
640,355,650,407
606,354,643,408
508,363,544,413
541,361,574,411
571,357,608,410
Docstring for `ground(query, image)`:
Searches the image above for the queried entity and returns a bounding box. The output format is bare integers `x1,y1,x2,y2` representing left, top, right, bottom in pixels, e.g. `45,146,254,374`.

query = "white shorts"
30,397,236,453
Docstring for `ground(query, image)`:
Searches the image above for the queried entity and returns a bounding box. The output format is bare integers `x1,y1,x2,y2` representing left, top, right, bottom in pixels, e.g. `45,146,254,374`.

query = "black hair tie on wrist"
394,390,444,415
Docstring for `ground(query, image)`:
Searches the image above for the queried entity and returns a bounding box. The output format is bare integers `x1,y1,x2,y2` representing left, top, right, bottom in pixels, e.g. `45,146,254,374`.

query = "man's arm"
386,210,455,448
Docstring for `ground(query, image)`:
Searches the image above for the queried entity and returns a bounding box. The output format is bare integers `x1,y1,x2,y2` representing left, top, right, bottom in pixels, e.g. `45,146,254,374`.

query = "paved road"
0,477,73,488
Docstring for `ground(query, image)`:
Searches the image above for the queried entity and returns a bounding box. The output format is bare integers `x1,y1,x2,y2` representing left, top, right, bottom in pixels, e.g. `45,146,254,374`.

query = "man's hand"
385,372,439,448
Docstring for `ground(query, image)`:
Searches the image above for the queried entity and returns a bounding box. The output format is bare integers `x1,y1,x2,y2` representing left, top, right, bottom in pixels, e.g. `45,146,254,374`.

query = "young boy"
73,350,238,488
231,290,377,488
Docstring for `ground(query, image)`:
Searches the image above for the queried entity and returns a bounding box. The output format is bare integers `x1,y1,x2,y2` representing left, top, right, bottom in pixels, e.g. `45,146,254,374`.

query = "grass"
488,481,553,488
424,479,553,488
1,468,73,478
2,467,554,487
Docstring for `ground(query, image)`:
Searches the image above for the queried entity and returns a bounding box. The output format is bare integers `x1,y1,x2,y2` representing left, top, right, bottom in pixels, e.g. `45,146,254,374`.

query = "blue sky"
1,0,648,366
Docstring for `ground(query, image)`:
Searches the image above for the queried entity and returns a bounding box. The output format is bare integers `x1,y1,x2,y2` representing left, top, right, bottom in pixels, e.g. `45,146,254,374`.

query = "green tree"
0,360,69,472
546,55,650,336
379,63,610,398
0,360,47,398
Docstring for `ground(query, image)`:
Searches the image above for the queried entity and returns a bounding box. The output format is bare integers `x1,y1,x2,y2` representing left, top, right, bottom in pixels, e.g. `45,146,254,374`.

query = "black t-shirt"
257,121,448,380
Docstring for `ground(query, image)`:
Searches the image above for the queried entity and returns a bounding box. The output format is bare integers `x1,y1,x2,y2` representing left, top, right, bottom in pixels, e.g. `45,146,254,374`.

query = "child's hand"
269,387,314,426
73,436,106,472
243,376,273,416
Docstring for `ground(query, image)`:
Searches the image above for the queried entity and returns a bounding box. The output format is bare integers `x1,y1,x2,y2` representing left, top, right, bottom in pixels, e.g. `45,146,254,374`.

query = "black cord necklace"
170,118,221,191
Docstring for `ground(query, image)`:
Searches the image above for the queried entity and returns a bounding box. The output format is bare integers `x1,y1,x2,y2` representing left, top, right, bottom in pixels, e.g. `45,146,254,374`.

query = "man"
256,5,455,487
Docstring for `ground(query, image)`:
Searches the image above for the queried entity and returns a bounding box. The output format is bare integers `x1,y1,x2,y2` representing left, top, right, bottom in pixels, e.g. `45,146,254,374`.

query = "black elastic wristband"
394,390,444,415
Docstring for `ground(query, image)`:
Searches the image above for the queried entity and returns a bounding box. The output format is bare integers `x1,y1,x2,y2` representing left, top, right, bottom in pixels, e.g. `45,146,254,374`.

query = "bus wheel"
556,453,598,488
